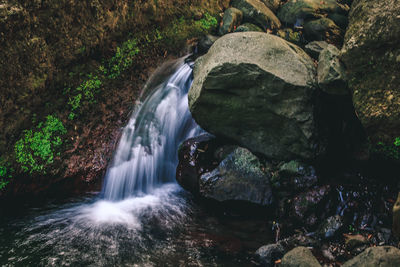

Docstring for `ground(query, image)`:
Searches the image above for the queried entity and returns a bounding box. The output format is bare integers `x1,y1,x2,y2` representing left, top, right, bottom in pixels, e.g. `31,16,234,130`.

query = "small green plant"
68,74,102,119
0,163,13,190
394,137,400,147
195,12,218,31
372,137,400,160
104,38,140,79
14,115,67,173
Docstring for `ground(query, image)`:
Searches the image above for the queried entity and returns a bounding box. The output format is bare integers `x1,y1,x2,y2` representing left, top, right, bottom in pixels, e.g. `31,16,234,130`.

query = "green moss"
0,159,13,190
371,137,400,160
14,115,67,174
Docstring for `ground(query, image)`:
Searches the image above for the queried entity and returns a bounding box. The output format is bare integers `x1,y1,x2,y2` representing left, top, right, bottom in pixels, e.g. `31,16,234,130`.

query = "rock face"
232,0,281,30
317,45,348,95
281,247,321,267
342,246,400,267
305,41,329,60
219,8,243,35
341,0,400,142
278,0,349,25
189,32,317,161
199,147,273,206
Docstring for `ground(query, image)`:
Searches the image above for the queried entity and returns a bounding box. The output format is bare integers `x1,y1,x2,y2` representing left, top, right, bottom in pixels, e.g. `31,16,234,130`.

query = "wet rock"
232,0,281,30
256,243,285,267
305,41,329,60
234,23,263,32
342,246,400,267
219,8,243,36
318,215,344,239
393,193,400,239
276,28,304,45
317,44,348,95
290,185,331,224
189,32,317,161
281,247,321,267
197,35,219,55
271,160,317,192
341,0,400,142
278,0,349,25
176,134,224,193
328,13,348,29
278,234,320,250
199,147,273,206
304,18,342,45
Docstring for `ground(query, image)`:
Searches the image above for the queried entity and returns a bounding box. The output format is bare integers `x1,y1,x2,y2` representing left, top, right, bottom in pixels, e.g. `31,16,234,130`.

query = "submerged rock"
232,0,281,30
219,8,243,35
278,0,349,25
189,32,317,161
317,44,348,95
256,243,285,267
199,147,273,206
305,41,329,60
234,23,263,32
281,247,321,267
304,18,342,45
341,0,400,143
342,246,400,267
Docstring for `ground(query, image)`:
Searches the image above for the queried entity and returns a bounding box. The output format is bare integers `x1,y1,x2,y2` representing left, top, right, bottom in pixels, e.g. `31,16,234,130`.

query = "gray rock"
304,18,342,45
281,247,321,267
197,35,219,55
305,41,329,60
278,0,349,25
219,8,243,36
318,215,344,239
189,32,317,161
232,0,281,30
234,22,263,32
276,28,303,45
341,0,400,143
344,234,367,250
317,44,348,95
256,243,285,267
260,0,281,12
342,246,400,267
271,160,317,192
199,147,273,206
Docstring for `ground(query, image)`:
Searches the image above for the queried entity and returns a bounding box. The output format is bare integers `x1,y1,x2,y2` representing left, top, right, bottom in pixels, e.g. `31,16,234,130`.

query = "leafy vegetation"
372,137,400,160
0,161,13,190
14,115,67,174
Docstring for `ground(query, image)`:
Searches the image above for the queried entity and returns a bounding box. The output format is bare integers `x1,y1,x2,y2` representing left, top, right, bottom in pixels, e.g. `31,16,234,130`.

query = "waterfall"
102,60,203,200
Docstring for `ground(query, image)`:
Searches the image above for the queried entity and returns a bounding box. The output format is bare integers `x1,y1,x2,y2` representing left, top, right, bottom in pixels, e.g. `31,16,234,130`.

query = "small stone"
232,0,281,30
344,234,367,250
318,215,344,239
305,41,329,60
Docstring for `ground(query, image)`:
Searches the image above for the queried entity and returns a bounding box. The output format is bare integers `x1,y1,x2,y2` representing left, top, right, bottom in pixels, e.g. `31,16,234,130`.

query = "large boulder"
256,243,285,267
219,8,243,36
281,247,321,267
278,0,349,25
232,0,281,30
342,246,400,267
199,147,273,206
303,18,342,45
341,0,400,143
188,32,317,161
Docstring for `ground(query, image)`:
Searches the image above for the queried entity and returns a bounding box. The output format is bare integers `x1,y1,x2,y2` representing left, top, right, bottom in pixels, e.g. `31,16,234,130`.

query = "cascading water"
0,58,270,266
103,61,203,200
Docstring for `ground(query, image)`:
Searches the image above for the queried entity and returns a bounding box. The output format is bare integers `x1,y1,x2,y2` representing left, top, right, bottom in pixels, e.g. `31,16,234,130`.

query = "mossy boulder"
232,0,281,30
189,32,317,161
341,0,400,143
281,247,321,267
304,18,342,45
234,22,263,32
219,7,243,35
278,0,349,25
342,246,400,267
